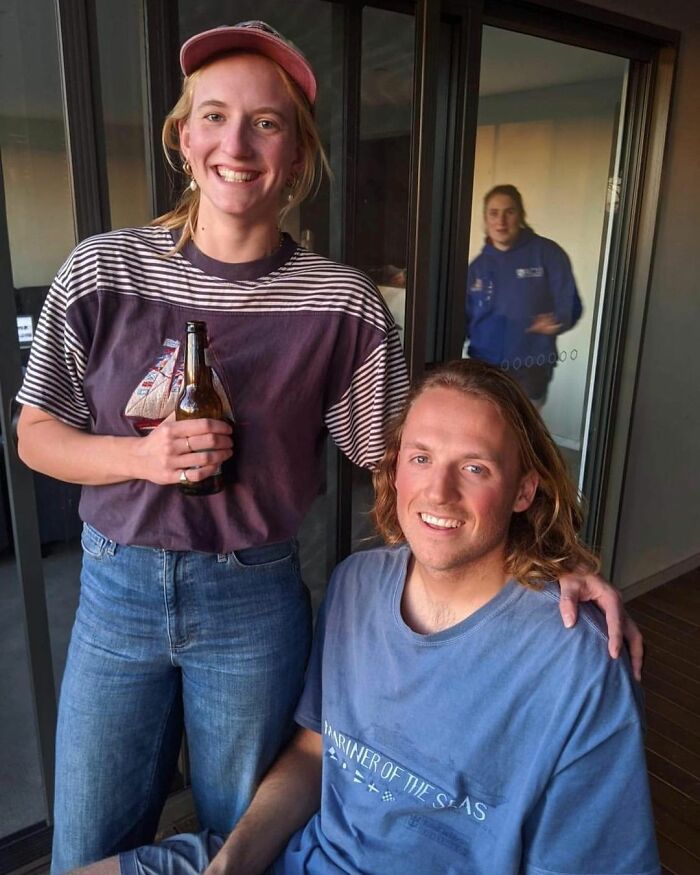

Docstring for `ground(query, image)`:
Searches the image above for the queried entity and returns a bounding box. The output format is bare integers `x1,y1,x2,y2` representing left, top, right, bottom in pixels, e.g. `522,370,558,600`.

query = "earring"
286,173,299,202
183,160,198,192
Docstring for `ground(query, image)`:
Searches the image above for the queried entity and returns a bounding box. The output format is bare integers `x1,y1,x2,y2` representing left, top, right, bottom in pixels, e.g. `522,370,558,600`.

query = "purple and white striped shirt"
18,227,409,552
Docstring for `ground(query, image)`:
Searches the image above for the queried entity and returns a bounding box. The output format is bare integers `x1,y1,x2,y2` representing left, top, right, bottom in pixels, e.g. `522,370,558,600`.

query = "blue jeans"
51,524,312,874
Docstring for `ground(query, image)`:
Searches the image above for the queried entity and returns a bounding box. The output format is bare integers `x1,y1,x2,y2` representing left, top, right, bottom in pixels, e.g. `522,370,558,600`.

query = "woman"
466,184,582,407
17,24,636,874
18,21,405,872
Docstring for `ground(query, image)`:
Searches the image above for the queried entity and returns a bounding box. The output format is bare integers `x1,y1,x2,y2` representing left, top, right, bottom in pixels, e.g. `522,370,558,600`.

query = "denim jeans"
51,524,312,874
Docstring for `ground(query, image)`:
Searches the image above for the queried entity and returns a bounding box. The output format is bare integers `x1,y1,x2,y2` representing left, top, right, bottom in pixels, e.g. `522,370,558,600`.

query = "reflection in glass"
467,27,628,484
0,0,79,842
0,551,47,839
0,2,74,290
96,0,151,229
352,7,414,553
356,6,414,349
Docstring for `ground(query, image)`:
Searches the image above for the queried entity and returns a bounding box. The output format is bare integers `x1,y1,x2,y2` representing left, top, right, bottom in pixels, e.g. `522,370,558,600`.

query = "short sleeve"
524,665,659,874
16,257,92,430
294,598,327,734
324,324,408,469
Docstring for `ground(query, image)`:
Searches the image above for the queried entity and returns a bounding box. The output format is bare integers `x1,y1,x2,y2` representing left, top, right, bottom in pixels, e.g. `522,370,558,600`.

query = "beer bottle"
176,321,224,496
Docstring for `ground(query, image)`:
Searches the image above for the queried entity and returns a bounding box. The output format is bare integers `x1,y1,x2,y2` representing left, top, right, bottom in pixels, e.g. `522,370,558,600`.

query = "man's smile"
419,513,464,530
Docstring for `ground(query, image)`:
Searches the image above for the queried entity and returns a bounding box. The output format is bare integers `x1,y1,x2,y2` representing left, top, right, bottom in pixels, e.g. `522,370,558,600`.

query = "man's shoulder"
531,581,608,636
514,582,608,647
510,582,635,685
326,544,408,603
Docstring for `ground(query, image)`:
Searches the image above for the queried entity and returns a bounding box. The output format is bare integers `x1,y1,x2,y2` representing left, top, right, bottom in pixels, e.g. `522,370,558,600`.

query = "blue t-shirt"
276,545,659,875
466,229,582,370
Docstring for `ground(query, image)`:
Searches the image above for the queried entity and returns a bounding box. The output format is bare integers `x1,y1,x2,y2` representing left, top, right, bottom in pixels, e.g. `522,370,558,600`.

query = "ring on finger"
185,436,193,453
179,469,189,484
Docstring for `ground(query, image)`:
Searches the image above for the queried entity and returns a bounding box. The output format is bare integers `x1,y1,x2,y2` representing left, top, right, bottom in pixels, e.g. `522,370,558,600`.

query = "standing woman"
16,22,408,873
465,184,582,408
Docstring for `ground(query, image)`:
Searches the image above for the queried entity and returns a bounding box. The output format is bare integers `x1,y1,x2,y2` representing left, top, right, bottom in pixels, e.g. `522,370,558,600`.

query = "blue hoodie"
465,228,582,370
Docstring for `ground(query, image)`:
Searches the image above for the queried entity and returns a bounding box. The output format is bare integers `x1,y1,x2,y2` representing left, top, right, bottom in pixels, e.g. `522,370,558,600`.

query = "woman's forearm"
17,407,142,485
17,405,234,487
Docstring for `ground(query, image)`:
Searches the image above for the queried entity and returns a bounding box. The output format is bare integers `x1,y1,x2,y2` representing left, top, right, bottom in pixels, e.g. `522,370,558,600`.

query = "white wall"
609,22,700,591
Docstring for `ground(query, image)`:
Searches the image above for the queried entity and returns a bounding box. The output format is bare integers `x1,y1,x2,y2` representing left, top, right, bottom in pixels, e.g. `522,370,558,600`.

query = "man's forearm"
206,727,322,875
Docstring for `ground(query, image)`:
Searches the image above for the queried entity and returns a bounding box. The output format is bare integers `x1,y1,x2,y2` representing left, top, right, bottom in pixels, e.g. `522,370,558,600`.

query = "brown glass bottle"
176,321,224,496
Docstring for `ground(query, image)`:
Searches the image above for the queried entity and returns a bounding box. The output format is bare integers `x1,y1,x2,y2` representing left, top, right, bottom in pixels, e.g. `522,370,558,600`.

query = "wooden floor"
628,567,700,875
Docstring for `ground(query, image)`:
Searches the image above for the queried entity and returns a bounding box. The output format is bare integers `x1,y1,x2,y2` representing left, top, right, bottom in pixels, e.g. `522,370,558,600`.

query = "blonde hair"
372,359,599,588
153,51,330,254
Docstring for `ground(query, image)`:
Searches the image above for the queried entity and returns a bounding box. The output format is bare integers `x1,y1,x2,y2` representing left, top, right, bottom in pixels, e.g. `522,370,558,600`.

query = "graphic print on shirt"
468,273,495,312
124,338,234,433
324,719,497,823
515,267,544,278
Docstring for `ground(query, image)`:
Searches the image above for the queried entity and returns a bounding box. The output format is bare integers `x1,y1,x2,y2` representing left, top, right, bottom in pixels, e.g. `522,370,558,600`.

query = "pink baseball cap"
179,20,317,107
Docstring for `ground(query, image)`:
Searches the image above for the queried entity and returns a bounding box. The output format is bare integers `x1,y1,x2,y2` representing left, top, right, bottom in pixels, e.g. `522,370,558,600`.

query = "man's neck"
401,555,508,635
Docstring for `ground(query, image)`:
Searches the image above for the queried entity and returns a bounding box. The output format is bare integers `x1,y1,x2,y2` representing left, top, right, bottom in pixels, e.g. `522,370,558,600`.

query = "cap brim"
179,27,317,106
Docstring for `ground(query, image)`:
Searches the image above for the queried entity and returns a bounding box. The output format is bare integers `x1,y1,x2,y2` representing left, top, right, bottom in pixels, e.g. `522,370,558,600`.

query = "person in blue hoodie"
466,184,583,407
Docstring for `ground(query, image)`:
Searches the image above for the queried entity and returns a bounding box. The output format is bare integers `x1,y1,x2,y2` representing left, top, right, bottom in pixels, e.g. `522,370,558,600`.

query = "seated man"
83,360,659,875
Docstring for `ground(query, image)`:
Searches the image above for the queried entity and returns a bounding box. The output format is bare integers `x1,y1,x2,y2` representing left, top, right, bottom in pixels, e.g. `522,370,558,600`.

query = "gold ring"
185,436,193,453
179,469,189,484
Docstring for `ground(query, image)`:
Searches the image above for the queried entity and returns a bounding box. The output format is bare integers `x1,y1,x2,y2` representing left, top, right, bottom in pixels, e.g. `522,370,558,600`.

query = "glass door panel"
96,0,151,229
356,5,415,350
0,552,47,839
351,5,415,551
466,26,628,486
0,0,76,842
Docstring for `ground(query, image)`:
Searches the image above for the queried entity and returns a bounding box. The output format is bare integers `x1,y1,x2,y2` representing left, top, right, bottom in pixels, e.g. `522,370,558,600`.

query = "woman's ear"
513,469,538,513
178,119,190,160
290,140,304,178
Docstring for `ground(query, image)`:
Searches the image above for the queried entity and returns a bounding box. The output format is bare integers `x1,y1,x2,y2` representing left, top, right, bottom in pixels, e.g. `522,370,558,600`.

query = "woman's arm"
17,405,232,487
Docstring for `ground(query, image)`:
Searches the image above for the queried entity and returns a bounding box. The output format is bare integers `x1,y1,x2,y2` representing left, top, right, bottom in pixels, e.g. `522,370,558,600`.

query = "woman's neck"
192,215,282,264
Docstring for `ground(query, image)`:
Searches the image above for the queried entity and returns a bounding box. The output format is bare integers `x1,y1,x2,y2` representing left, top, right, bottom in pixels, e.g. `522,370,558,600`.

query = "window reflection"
0,0,73,841
468,27,628,484
357,6,414,349
352,6,414,552
96,0,151,229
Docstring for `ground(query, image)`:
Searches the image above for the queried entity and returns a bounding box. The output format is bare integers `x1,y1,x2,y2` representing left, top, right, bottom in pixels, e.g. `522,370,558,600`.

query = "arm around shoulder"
205,727,323,875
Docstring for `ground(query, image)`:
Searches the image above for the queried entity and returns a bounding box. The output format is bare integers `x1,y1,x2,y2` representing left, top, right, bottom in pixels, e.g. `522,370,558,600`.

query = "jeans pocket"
80,523,116,560
228,539,297,569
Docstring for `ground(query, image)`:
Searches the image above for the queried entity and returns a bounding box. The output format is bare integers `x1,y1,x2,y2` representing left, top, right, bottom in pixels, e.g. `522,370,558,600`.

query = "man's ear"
513,469,538,513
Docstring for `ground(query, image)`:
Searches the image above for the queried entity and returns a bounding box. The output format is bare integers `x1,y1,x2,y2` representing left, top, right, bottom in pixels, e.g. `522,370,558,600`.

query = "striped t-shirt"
17,226,409,552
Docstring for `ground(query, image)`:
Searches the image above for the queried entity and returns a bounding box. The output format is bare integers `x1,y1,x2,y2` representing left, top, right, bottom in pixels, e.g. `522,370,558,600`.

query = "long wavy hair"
372,360,599,588
153,51,330,255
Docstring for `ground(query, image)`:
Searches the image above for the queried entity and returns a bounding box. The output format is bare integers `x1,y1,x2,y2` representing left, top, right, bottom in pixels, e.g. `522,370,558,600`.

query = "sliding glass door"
466,26,629,487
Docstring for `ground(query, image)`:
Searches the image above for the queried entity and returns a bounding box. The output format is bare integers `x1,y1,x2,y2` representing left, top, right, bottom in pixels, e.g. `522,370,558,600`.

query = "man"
84,360,659,875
